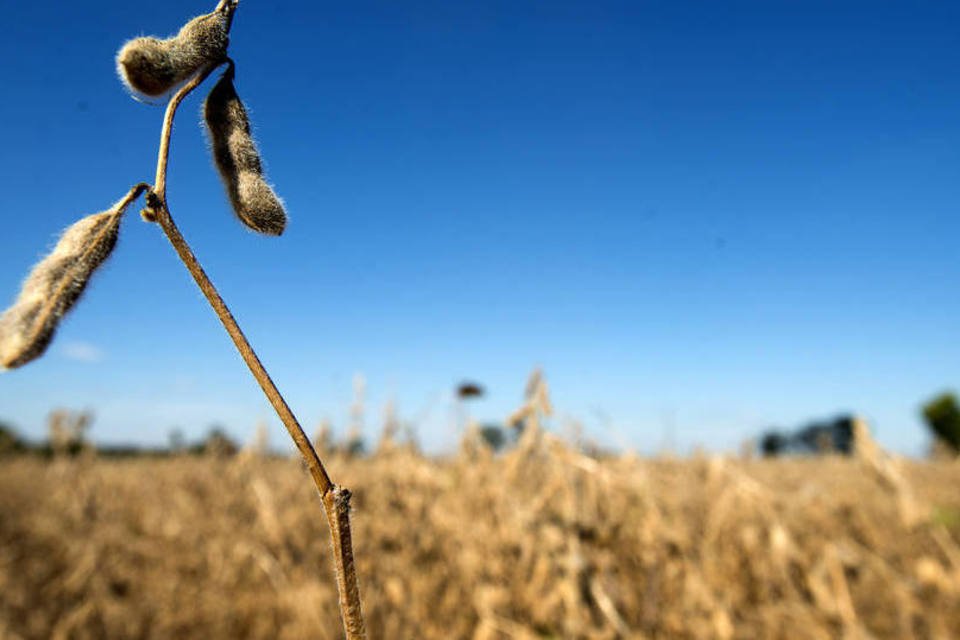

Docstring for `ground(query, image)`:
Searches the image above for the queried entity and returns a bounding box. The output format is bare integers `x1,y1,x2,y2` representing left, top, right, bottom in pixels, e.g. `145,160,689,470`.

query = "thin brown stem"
152,203,366,638
151,0,240,198
145,34,334,496
152,64,220,201
141,9,366,635
116,182,152,214
153,204,333,494
323,487,368,640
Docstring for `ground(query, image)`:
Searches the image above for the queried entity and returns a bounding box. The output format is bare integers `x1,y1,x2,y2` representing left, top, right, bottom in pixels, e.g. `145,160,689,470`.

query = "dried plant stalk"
154,199,366,640
150,172,367,640
323,487,367,639
141,11,365,634
0,184,147,369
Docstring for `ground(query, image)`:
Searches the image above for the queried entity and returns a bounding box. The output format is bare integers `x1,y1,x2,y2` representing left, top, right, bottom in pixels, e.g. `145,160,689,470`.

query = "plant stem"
152,64,219,202
152,201,366,639
142,16,366,634
152,204,333,495
323,486,367,639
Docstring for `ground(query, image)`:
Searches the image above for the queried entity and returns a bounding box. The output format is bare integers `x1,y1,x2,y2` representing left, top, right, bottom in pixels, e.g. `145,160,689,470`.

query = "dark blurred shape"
757,415,854,457
796,416,854,455
97,444,170,458
344,433,366,457
922,392,960,453
456,381,485,400
196,426,238,457
0,421,25,455
478,424,506,452
760,431,787,457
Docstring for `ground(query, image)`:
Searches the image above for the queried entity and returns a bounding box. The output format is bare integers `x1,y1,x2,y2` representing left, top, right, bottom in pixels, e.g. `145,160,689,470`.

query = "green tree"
922,392,960,453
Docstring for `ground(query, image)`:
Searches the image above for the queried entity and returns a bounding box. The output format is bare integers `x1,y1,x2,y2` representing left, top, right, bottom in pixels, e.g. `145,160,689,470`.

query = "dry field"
1,432,959,639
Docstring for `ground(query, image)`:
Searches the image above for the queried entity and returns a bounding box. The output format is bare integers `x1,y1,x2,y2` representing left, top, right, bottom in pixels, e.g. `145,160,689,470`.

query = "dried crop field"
1,434,959,640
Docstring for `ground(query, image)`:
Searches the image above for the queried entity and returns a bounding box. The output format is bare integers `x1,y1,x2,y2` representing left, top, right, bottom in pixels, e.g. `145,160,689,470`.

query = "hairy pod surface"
117,11,229,98
0,200,131,370
205,71,287,235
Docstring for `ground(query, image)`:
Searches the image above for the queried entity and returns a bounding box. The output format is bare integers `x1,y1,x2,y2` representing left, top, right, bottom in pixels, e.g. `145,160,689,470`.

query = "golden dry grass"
1,436,959,639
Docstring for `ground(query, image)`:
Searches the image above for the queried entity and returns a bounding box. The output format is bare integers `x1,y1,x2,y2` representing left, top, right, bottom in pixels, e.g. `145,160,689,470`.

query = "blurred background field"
1,413,959,639
2,2,960,638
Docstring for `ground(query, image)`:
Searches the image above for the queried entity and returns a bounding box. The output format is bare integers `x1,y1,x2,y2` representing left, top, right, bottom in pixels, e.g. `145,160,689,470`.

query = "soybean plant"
0,1,365,637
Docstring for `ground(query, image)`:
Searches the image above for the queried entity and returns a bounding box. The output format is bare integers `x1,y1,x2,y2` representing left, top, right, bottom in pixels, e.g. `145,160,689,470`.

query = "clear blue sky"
0,1,957,455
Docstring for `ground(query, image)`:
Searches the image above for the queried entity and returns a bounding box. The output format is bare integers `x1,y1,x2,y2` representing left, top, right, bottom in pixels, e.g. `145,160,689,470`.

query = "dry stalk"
136,3,365,637
852,416,924,528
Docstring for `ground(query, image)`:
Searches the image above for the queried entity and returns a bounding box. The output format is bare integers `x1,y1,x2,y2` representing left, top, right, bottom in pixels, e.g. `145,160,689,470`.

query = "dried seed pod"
205,68,287,235
117,10,230,98
0,195,135,370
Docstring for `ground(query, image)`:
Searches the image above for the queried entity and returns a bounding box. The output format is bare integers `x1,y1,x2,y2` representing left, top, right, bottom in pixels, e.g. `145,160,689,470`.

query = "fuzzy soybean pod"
0,190,140,370
205,68,287,235
117,9,230,98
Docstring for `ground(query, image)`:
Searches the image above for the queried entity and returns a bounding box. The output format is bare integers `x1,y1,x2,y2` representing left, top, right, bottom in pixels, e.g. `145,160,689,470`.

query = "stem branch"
152,64,220,201
152,199,366,639
141,8,366,634
152,204,334,495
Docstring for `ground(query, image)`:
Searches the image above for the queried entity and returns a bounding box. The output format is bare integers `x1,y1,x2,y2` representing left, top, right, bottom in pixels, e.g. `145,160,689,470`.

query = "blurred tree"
0,420,24,454
922,392,960,453
478,424,507,452
760,431,786,457
201,426,238,457
796,416,854,455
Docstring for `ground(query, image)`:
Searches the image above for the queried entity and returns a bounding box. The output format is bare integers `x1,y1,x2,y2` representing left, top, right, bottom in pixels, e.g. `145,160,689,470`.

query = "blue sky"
0,1,957,455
